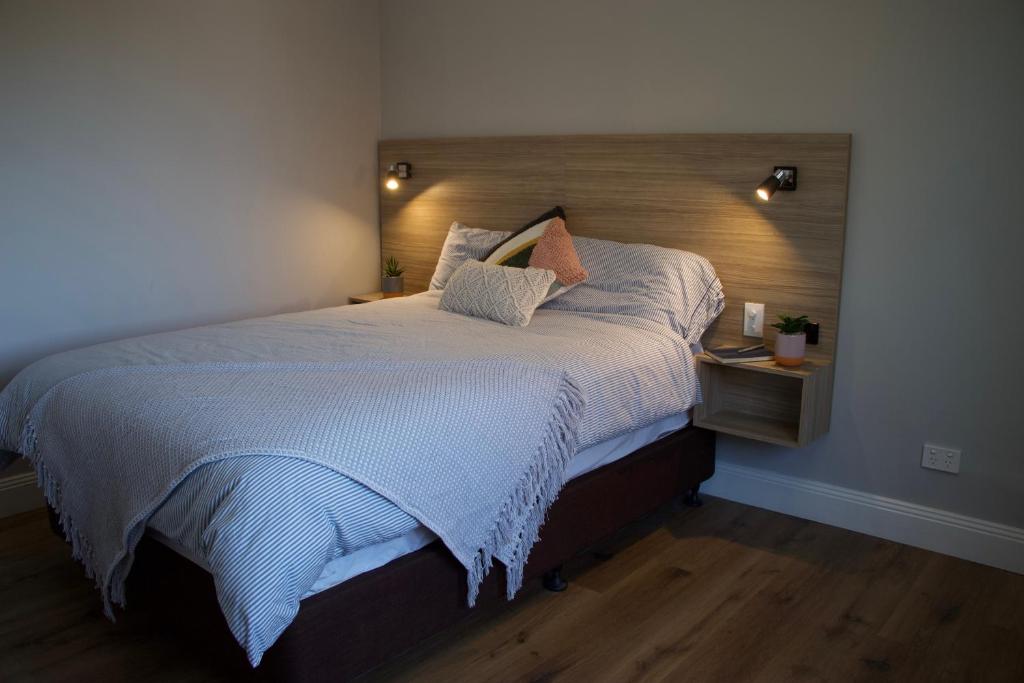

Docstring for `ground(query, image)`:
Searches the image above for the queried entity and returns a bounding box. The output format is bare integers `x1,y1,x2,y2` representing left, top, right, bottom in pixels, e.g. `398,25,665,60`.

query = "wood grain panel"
380,134,849,362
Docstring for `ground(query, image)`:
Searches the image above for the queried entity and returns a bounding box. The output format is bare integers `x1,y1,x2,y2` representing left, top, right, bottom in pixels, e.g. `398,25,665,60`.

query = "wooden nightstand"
349,291,404,304
693,355,833,447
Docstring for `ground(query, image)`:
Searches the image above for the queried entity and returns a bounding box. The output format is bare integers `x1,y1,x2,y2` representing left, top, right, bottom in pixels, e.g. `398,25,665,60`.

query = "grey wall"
1,0,381,391
381,0,1024,526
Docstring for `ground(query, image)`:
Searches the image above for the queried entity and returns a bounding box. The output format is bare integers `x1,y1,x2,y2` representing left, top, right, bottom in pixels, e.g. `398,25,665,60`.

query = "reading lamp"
756,166,797,201
384,162,412,191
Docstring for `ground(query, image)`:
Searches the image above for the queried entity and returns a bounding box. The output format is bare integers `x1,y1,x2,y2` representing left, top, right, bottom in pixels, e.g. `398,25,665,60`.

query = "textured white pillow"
429,222,512,291
439,260,556,327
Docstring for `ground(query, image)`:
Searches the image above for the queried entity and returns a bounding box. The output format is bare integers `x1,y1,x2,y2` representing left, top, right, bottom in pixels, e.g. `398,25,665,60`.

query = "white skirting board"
0,472,44,518
703,462,1024,575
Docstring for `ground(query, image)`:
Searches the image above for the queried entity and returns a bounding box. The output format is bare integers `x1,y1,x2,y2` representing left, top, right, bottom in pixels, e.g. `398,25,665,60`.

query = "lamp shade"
756,167,796,201
756,172,782,201
757,174,778,200
385,165,400,190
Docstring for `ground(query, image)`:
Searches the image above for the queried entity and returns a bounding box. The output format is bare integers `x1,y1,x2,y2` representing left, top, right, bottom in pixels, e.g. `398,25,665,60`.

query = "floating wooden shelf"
694,355,833,447
349,291,406,304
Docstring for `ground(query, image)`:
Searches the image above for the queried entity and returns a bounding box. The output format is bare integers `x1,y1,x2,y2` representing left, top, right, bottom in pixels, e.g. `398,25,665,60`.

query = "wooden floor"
2,498,1022,682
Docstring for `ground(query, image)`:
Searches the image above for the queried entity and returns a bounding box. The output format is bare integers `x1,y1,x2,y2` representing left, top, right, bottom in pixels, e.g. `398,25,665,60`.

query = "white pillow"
439,260,556,327
429,222,511,291
542,236,725,344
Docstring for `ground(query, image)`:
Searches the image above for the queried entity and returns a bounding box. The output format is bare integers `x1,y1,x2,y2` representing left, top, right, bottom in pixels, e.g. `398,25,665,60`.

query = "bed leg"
542,566,568,592
46,504,63,538
684,484,703,508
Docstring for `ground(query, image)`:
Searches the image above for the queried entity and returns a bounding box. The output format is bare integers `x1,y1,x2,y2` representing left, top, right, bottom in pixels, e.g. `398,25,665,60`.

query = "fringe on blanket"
23,409,156,619
21,417,115,616
21,369,585,618
466,372,584,606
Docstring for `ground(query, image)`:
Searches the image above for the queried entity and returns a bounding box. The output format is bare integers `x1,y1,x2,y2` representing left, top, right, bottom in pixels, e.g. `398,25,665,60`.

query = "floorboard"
1,497,1021,682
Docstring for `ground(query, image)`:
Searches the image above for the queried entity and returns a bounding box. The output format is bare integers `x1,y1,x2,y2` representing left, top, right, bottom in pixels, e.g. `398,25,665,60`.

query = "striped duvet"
0,291,703,666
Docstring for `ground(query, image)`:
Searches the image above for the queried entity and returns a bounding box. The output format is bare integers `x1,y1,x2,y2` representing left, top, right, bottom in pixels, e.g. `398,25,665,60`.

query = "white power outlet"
921,444,961,474
743,302,765,337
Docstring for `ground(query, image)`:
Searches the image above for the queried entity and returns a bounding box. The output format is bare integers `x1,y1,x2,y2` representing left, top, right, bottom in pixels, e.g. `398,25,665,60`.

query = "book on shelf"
704,345,774,364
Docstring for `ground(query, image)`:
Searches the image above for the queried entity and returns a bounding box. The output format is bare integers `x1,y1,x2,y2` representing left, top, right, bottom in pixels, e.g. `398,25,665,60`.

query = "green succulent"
771,314,809,335
383,256,404,277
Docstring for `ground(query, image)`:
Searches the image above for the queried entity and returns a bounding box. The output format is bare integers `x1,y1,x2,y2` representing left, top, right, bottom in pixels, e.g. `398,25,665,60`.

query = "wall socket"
921,444,961,474
743,302,765,337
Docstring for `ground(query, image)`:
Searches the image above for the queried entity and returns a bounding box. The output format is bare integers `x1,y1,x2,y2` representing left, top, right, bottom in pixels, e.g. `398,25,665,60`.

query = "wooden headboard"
379,134,850,362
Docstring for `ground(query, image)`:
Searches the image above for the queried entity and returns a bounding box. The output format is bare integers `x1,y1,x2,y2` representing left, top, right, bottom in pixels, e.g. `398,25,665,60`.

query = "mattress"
149,411,690,598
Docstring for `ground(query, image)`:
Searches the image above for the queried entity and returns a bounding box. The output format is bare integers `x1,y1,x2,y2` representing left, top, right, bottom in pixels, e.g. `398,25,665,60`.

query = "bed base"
684,485,704,507
98,425,716,681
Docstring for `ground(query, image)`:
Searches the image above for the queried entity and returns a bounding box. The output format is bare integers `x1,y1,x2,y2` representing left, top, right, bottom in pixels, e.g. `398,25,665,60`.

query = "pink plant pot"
774,332,806,367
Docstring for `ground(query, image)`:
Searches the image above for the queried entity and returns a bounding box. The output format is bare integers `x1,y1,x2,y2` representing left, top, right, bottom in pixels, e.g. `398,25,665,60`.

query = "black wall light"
756,166,797,201
384,162,412,190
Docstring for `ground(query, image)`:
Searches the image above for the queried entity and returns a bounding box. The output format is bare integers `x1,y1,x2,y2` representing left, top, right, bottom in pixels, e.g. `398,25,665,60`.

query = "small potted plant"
771,314,809,367
381,256,404,298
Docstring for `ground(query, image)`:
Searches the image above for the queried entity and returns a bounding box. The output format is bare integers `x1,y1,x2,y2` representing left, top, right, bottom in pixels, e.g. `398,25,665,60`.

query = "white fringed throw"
17,359,582,612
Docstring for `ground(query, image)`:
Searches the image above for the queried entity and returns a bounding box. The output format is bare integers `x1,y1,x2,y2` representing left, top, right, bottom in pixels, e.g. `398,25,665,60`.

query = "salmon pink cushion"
528,218,589,286
482,207,580,303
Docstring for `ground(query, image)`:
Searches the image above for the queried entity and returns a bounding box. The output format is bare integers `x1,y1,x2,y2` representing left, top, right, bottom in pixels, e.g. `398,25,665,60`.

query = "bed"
1,234,723,678
126,421,714,681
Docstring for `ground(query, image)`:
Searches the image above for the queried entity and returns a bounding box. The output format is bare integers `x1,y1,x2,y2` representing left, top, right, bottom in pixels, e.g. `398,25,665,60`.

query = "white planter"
774,332,806,367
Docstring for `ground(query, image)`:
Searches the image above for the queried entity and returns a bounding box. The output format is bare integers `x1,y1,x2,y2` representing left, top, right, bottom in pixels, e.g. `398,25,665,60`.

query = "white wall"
380,0,1024,528
1,0,381,389
0,0,380,498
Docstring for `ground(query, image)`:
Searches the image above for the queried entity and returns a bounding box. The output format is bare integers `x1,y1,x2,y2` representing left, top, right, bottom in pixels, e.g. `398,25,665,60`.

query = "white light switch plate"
921,444,961,474
743,302,765,337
